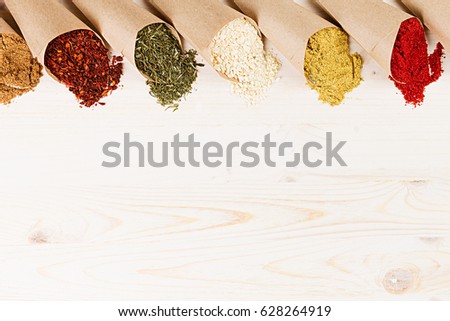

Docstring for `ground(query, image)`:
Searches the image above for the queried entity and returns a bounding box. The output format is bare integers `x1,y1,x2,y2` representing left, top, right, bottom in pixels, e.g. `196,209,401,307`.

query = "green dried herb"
135,23,203,110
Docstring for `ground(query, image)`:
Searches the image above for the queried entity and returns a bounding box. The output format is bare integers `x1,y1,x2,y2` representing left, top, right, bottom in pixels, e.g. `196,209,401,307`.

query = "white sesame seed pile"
210,18,281,105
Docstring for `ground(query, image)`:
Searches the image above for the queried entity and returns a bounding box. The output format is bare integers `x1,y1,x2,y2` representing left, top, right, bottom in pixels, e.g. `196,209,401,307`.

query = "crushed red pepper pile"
390,18,445,107
45,29,123,107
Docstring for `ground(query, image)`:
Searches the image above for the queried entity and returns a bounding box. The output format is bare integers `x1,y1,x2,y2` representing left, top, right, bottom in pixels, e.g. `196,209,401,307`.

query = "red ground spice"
390,18,445,107
45,30,123,108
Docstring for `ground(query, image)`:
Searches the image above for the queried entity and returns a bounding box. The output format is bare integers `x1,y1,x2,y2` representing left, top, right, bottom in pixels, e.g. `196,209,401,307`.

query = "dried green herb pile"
135,23,202,110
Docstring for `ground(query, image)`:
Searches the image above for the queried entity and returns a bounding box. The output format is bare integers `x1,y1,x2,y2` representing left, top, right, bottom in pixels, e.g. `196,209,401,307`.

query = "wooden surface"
0,0,449,300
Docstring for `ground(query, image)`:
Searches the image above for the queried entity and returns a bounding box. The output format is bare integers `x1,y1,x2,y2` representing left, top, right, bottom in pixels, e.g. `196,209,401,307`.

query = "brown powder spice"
0,33,42,104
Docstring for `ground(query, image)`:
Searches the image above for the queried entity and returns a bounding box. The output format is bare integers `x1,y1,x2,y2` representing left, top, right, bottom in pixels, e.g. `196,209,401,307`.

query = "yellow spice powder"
304,27,362,106
0,33,42,104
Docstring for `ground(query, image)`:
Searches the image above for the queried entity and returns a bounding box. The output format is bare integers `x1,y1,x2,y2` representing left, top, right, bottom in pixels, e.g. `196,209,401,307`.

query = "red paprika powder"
390,18,445,107
45,30,123,107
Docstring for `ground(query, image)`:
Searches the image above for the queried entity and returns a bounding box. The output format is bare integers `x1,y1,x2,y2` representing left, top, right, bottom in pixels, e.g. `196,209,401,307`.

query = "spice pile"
390,18,445,107
0,33,42,105
304,27,363,106
135,23,201,110
45,30,123,107
210,18,281,105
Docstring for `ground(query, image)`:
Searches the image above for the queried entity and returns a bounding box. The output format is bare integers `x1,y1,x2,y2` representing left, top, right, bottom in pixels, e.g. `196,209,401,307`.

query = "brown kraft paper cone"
316,0,412,75
148,0,259,77
234,0,334,81
73,0,180,70
401,0,450,50
5,0,90,62
0,18,18,36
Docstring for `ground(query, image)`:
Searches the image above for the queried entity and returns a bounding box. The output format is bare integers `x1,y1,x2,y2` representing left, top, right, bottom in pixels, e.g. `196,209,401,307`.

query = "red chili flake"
390,18,445,107
45,30,123,108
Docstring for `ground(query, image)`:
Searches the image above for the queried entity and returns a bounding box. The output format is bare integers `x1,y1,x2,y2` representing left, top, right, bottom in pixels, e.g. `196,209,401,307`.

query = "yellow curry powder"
0,33,42,105
304,27,363,106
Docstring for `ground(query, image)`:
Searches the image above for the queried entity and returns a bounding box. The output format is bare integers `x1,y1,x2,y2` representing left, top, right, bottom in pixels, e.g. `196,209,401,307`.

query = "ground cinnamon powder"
0,33,42,104
390,18,445,107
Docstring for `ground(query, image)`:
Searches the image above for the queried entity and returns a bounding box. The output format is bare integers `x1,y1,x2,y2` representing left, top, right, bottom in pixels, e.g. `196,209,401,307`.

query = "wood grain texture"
0,0,449,300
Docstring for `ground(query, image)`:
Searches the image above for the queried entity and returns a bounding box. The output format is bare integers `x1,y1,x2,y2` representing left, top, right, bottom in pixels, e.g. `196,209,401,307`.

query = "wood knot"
281,176,297,183
382,268,417,294
419,237,443,244
28,231,49,244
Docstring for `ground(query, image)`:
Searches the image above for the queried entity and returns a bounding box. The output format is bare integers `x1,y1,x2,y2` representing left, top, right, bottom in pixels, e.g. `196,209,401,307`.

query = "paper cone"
5,0,90,62
148,0,258,68
401,0,450,50
73,0,180,69
234,0,334,80
0,18,18,36
316,0,412,75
